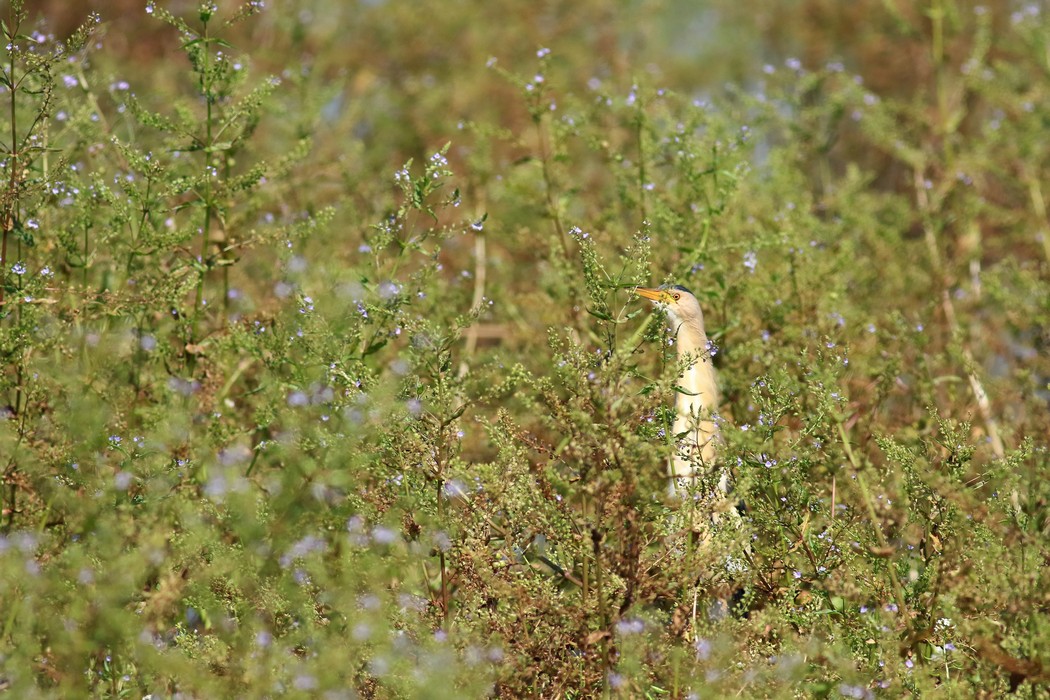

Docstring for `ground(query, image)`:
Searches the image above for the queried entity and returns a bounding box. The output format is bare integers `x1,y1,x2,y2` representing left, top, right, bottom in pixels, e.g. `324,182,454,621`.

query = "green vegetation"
0,0,1048,696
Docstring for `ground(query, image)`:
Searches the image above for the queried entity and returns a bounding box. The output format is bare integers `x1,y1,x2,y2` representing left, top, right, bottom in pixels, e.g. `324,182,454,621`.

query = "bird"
635,285,728,500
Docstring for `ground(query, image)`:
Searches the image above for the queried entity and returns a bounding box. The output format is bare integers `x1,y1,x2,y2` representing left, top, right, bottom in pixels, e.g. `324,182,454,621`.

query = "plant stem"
1,13,18,310
913,168,1005,459
191,16,215,347
436,479,450,626
635,97,647,223
535,114,568,259
836,418,909,615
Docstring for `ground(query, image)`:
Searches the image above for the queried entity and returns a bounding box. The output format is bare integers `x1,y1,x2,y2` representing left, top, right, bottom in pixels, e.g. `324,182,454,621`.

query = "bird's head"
634,284,705,327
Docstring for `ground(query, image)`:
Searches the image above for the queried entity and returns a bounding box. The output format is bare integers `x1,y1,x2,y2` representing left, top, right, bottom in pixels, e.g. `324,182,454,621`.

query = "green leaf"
586,306,613,321
363,339,387,357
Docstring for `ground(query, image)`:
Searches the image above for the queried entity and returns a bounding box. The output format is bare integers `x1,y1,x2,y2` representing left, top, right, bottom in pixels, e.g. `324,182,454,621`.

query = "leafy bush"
0,0,1047,697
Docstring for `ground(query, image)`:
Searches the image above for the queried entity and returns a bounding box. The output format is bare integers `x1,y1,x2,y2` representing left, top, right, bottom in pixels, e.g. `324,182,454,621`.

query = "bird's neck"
672,316,719,413
672,317,708,357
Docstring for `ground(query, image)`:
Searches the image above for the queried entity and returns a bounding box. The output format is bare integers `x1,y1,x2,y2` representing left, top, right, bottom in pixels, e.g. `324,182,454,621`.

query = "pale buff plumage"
636,286,726,498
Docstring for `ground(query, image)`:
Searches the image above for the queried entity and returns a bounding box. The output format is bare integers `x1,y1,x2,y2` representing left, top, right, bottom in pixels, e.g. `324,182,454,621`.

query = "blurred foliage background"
0,0,1048,697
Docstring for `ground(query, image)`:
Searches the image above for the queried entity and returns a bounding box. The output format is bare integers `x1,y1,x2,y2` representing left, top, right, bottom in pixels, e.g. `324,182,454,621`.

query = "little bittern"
636,285,726,498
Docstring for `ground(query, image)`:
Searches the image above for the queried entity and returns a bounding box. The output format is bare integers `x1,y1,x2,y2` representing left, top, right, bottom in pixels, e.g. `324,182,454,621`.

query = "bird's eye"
672,293,681,301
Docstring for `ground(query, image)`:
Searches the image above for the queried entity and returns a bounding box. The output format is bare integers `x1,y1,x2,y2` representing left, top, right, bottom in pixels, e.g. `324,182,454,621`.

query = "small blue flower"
743,251,758,272
372,526,398,545
615,618,645,635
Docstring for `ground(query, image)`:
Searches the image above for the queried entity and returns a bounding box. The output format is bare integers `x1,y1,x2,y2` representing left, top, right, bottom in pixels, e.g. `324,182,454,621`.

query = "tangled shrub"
0,1,1047,697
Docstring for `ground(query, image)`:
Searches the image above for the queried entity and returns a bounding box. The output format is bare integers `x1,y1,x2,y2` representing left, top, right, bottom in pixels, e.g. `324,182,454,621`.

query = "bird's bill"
634,286,666,302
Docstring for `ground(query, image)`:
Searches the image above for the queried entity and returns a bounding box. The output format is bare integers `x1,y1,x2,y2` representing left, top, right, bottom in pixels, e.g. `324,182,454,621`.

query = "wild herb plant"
0,0,1047,697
